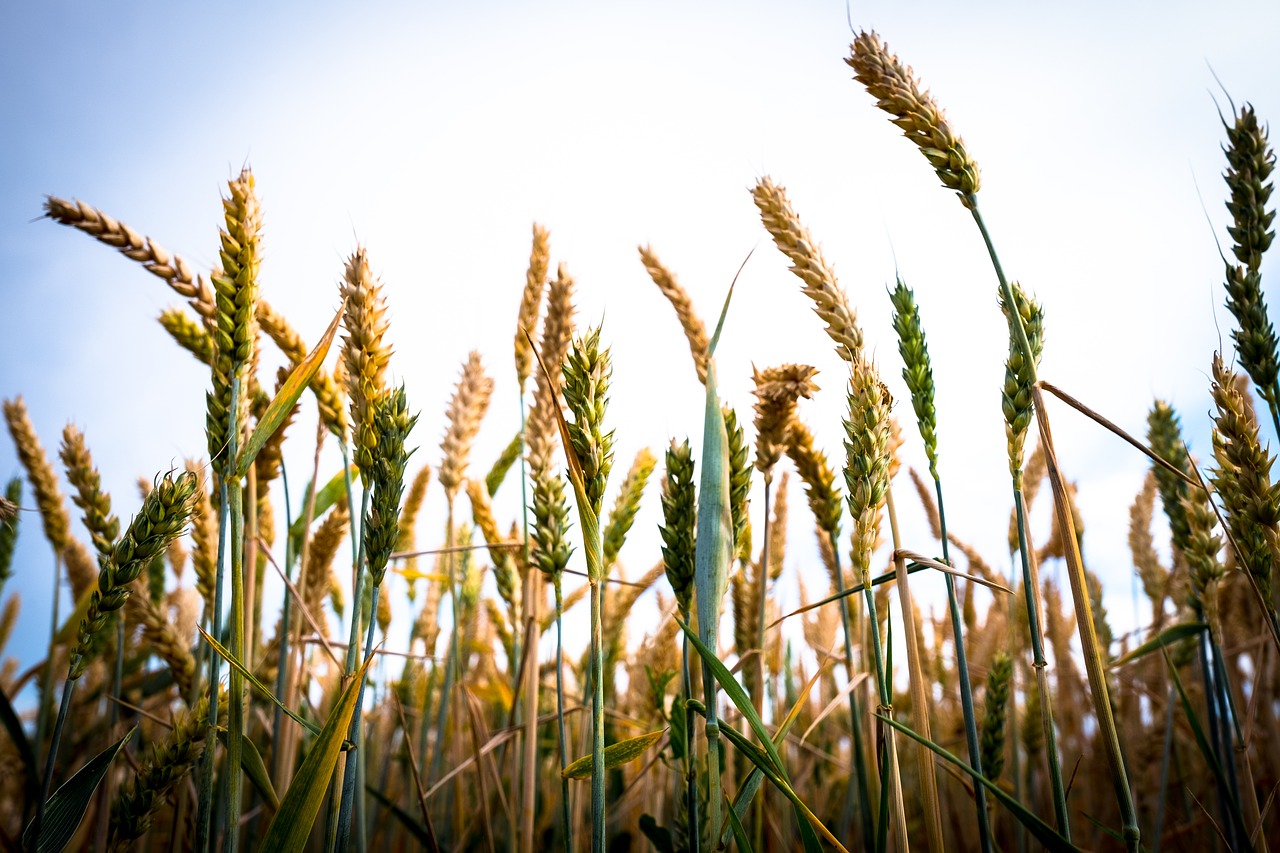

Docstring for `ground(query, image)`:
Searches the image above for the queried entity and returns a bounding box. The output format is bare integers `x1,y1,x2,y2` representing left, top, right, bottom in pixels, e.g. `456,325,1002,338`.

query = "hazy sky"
3,1,1279,676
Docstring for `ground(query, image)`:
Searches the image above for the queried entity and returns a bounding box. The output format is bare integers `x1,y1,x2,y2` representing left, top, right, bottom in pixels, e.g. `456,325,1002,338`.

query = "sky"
3,1,1280,682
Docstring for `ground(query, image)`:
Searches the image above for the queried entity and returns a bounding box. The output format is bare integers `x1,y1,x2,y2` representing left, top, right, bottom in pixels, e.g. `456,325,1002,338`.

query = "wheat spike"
847,30,981,206
3,396,71,551
752,364,819,479
59,424,120,561
752,176,863,362
340,247,392,471
527,262,577,475
603,448,657,568
71,471,199,679
125,581,197,694
638,245,710,384
515,223,551,390
43,195,216,323
439,351,495,501
206,169,261,471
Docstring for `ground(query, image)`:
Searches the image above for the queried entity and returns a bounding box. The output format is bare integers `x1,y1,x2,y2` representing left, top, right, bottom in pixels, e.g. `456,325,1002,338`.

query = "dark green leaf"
218,730,280,811
722,791,752,853
0,683,38,807
199,626,321,736
23,725,135,852
1110,622,1206,668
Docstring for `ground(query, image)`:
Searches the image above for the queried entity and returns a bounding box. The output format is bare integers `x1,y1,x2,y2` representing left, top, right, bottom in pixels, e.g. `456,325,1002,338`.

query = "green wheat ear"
71,470,199,679
999,282,1044,484
889,279,939,479
660,439,697,614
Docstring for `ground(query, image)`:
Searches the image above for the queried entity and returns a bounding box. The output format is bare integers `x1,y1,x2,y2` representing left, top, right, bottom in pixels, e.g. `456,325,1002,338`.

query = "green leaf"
260,652,373,851
714,722,847,853
562,728,666,779
198,626,321,736
676,616,784,775
723,655,830,846
0,683,39,808
235,302,344,479
1110,622,1206,668
23,725,135,852
876,714,1080,853
218,730,280,811
722,791,752,853
366,784,439,850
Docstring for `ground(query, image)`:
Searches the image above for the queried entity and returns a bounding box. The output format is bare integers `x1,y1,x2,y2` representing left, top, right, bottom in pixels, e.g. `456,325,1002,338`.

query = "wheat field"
1,13,1279,853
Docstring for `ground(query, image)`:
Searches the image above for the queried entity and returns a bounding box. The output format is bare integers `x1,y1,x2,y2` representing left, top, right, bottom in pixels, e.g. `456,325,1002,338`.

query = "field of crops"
1,14,1278,853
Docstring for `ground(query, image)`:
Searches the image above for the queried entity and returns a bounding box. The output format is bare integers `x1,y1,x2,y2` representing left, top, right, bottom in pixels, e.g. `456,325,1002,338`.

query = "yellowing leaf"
562,729,666,779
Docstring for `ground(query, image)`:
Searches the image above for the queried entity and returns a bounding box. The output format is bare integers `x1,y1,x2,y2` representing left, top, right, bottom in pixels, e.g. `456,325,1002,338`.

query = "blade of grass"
261,653,373,852
876,714,1080,853
234,301,343,479
198,626,322,736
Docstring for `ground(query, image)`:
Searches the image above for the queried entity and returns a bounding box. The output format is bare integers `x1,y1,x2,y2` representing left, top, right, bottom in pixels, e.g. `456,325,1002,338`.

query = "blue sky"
3,1,1280,676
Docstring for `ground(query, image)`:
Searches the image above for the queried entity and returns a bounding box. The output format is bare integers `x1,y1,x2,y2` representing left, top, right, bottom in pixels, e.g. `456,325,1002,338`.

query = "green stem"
36,671,75,832
680,625,700,853
934,477,992,853
556,580,573,853
33,549,62,803
590,576,607,852
226,476,246,853
271,465,294,782
830,539,874,852
1197,628,1237,851
336,487,372,852
752,477,772,853
1013,487,1070,836
861,574,891,853
197,479,229,853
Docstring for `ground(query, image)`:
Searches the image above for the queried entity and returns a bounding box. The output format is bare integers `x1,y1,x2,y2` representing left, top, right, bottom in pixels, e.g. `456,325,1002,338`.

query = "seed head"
639,245,710,384
723,405,753,562
785,418,842,541
60,425,120,562
890,279,940,479
979,651,1012,784
1222,103,1275,273
603,448,657,568
206,168,260,471
159,308,214,366
844,358,893,584
340,247,392,470
3,396,70,551
660,439,697,614
562,326,615,515
515,223,551,391
752,364,819,478
72,470,199,678
365,386,417,587
438,352,494,501
752,176,863,362
999,282,1045,483
1210,353,1280,613
847,30,981,206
